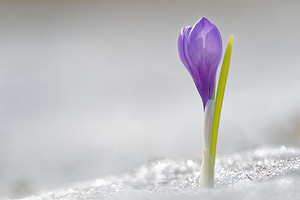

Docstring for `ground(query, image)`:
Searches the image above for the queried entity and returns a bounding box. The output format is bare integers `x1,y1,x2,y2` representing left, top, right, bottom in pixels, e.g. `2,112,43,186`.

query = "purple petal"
177,17,222,109
178,26,192,74
178,27,188,69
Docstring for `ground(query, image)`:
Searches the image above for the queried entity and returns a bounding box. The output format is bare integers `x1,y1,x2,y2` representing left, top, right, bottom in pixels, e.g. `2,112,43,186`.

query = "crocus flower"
178,17,222,109
177,17,233,188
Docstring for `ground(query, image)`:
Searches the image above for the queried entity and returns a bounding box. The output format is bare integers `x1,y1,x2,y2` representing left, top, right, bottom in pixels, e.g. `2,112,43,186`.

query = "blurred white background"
0,0,300,198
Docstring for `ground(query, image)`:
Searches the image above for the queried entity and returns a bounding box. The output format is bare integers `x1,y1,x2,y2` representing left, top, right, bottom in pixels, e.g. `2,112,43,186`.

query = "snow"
19,146,300,200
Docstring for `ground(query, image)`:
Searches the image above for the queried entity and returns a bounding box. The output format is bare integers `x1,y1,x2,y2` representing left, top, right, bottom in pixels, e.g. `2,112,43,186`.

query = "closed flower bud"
178,17,222,109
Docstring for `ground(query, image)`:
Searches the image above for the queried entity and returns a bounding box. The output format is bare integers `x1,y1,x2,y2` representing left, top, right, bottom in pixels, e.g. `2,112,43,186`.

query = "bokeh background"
0,0,300,198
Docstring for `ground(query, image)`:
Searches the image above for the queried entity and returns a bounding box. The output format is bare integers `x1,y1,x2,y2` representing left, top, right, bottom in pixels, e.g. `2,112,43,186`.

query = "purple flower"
178,17,222,109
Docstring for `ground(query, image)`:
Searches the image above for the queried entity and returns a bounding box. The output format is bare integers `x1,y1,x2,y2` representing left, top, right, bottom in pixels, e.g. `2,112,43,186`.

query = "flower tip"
197,17,214,26
200,17,209,22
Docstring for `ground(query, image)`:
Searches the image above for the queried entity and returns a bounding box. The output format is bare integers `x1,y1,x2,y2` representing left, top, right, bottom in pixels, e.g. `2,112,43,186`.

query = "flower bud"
178,17,222,109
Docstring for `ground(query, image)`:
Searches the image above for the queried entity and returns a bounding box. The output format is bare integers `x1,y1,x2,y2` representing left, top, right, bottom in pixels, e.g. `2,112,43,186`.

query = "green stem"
209,36,234,164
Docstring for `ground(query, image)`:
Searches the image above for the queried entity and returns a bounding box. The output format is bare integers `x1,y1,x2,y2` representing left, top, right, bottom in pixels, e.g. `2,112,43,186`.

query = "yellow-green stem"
209,36,233,164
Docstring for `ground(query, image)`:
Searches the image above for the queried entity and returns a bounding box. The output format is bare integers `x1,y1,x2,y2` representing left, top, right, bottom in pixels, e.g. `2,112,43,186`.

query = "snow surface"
18,146,300,200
